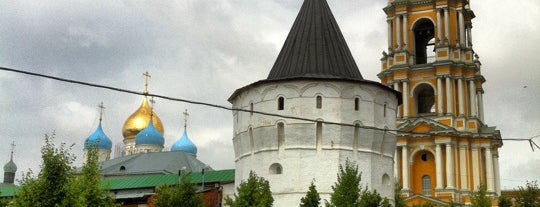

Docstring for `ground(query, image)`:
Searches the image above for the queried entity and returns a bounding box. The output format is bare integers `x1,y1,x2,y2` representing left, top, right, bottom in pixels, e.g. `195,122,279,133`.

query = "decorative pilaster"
435,144,443,189
402,146,410,190
402,81,409,118
478,90,485,122
457,77,465,116
485,147,495,192
469,80,477,117
459,144,469,191
444,8,450,44
388,19,393,52
458,9,466,46
396,15,402,50
494,154,501,195
446,76,453,114
403,14,408,49
471,147,480,190
437,77,444,115
394,149,400,181
446,143,455,188
436,9,442,45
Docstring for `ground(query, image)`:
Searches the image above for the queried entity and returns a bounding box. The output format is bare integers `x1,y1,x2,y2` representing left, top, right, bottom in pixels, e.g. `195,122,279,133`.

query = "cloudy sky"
0,1,538,190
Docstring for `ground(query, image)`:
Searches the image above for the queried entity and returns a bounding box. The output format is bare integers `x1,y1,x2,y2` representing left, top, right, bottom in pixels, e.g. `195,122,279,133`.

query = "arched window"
414,84,435,115
413,19,435,64
383,103,387,117
353,123,360,151
249,127,254,154
422,175,431,196
269,163,283,174
382,174,391,186
278,97,284,110
250,102,254,115
354,98,360,111
316,122,322,152
277,123,285,151
316,96,322,109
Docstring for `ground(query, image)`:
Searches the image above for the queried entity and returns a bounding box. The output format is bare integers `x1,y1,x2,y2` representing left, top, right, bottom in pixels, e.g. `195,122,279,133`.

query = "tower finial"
98,102,105,123
183,109,189,130
143,71,151,94
9,141,15,161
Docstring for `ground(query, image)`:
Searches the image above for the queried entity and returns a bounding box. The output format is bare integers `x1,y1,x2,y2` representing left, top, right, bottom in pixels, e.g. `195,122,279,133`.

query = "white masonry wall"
230,80,398,207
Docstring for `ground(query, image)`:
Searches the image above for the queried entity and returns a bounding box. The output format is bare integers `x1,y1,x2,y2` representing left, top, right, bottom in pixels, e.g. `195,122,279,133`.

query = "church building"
377,0,503,206
228,0,401,206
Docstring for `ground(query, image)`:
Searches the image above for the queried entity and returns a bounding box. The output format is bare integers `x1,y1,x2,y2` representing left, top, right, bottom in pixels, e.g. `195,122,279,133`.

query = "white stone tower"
228,0,401,206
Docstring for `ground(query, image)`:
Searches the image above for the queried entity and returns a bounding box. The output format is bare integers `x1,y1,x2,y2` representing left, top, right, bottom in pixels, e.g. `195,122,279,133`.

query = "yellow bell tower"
378,0,503,205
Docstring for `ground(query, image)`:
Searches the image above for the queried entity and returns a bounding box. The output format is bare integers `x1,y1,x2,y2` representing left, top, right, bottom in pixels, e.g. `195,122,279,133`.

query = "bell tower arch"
379,1,503,206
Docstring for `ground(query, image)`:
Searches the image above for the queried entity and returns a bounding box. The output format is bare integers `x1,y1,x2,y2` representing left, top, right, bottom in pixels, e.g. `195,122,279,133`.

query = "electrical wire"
1,66,538,150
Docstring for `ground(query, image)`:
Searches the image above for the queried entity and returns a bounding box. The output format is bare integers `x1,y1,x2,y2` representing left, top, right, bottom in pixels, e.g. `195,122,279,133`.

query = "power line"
1,66,538,149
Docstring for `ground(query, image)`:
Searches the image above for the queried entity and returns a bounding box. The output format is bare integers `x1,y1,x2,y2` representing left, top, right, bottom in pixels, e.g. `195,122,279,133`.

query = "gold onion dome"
122,97,164,140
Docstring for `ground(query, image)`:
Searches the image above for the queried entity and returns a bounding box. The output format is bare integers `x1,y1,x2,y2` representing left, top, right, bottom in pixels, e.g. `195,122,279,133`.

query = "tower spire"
183,109,189,130
143,71,151,95
98,102,105,123
9,141,15,161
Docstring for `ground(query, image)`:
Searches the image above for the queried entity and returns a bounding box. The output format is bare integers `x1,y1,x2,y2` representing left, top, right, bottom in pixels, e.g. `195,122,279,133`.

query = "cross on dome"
143,71,151,94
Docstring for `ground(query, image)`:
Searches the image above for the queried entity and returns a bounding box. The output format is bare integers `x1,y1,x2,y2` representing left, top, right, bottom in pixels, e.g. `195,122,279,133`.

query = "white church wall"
230,80,398,207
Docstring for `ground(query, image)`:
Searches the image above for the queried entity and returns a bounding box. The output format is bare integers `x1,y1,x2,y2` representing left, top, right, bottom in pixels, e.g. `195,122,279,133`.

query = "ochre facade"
378,0,503,206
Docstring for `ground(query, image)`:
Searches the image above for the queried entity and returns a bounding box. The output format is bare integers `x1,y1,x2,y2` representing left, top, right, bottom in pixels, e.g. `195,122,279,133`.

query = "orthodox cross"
143,71,151,94
149,97,156,118
10,141,15,159
183,109,189,129
98,102,105,122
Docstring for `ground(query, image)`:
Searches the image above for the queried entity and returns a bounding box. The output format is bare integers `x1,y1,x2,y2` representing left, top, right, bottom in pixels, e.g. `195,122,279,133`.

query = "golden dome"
122,97,164,140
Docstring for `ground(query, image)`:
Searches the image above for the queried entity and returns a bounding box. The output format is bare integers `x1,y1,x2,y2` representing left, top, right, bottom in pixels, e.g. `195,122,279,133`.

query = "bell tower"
378,0,503,205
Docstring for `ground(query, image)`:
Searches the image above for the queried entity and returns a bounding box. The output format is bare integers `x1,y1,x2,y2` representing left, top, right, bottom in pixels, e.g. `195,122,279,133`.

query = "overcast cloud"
0,0,538,189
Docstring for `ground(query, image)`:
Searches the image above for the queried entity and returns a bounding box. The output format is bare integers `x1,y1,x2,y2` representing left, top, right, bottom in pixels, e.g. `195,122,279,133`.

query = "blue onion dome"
3,158,17,173
84,123,113,150
135,119,165,146
171,130,197,156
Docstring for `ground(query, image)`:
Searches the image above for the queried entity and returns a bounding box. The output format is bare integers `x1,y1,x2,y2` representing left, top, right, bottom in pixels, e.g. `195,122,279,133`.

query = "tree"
71,147,117,207
498,196,512,207
357,188,383,207
225,171,273,207
471,184,491,207
12,133,77,207
326,159,362,207
12,133,117,207
153,175,204,207
516,180,540,207
394,183,407,207
300,180,321,207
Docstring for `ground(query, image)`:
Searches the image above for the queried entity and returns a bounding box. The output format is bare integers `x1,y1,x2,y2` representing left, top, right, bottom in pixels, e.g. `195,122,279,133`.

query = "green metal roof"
0,169,235,197
102,169,235,191
0,184,18,197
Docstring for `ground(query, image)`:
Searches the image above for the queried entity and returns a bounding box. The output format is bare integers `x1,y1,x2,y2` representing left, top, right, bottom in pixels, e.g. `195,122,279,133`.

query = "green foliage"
516,180,540,207
471,184,491,207
225,171,273,207
326,159,362,207
394,183,407,207
153,175,204,207
300,180,321,207
0,191,10,207
325,159,386,207
357,188,383,207
498,196,512,207
11,133,117,207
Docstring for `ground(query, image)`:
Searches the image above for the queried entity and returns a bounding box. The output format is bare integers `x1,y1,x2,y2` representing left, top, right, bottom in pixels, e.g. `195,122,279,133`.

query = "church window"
412,19,435,64
382,174,391,186
422,175,431,196
269,163,283,174
353,123,360,150
383,103,387,117
249,127,254,154
421,153,429,162
120,166,126,171
278,97,284,110
316,122,322,152
277,123,285,151
316,96,322,109
414,83,435,115
250,102,254,115
354,98,360,111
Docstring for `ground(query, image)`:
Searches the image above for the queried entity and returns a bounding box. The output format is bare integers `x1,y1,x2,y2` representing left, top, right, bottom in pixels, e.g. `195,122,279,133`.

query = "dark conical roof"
267,0,363,81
